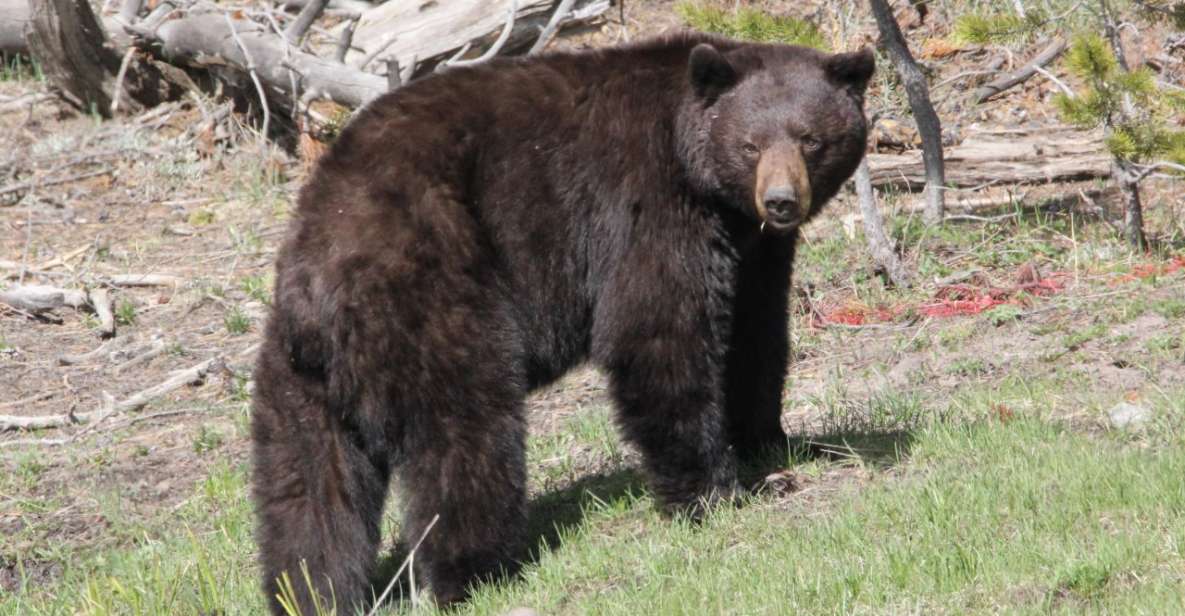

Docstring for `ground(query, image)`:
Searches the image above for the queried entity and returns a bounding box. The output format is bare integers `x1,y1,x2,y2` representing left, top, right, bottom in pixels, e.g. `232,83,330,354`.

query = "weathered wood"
0,0,30,54
867,127,1110,189
21,0,183,115
0,356,222,432
151,14,388,108
0,285,88,313
278,0,372,15
975,38,1067,103
25,0,125,113
342,0,610,73
854,159,912,287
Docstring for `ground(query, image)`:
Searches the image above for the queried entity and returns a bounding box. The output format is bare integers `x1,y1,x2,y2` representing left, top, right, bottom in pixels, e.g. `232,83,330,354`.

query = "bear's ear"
688,43,738,100
825,48,875,96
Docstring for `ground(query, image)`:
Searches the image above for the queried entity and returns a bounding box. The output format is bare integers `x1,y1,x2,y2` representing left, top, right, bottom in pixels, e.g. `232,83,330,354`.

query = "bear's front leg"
724,234,796,461
606,345,739,516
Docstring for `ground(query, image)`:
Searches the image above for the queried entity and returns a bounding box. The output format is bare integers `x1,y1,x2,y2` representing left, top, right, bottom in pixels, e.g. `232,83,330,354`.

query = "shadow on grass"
737,429,917,489
370,467,646,611
371,404,921,610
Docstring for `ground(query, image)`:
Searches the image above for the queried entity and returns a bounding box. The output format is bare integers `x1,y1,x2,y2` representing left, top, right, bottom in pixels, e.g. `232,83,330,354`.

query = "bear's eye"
801,136,822,152
741,142,760,156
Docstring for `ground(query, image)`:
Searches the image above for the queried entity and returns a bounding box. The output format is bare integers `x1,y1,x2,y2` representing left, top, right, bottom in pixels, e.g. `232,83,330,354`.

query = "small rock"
1108,402,1151,430
755,469,802,497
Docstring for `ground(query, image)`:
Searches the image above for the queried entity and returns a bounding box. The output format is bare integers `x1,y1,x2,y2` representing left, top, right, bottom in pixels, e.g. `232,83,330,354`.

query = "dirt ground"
3,0,1185,595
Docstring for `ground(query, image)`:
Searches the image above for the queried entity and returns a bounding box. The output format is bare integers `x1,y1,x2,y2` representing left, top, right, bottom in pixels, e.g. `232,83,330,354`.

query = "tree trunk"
25,0,124,114
24,0,182,116
1117,162,1147,249
855,158,912,287
868,0,946,225
1098,0,1147,249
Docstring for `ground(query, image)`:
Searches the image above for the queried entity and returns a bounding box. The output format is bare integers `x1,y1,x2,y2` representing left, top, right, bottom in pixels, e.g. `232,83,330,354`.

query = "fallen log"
866,126,1110,190
342,0,611,75
146,13,387,108
0,285,88,313
0,0,30,54
7,0,608,117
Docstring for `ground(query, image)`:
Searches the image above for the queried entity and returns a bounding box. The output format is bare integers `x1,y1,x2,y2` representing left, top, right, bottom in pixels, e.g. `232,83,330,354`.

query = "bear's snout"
762,186,802,228
754,141,813,233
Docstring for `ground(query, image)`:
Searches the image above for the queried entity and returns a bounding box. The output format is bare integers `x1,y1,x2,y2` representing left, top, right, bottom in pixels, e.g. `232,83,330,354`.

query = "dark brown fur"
251,33,872,614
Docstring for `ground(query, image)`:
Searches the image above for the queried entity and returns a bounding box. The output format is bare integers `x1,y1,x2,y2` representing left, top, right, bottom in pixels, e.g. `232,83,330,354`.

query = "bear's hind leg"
397,367,528,606
252,348,391,615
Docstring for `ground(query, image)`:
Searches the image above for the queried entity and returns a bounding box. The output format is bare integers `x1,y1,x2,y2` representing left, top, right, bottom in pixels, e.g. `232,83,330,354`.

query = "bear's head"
679,41,874,234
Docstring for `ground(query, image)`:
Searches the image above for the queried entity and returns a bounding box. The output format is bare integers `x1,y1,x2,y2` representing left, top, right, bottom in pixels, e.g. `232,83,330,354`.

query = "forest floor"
2,0,1185,614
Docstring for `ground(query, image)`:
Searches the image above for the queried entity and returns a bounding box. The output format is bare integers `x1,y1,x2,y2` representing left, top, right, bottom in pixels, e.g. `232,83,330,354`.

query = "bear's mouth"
761,209,802,233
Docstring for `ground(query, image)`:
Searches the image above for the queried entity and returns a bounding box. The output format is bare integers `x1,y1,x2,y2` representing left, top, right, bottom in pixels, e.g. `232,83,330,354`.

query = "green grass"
224,306,252,335
676,2,828,49
6,389,1183,615
0,54,44,83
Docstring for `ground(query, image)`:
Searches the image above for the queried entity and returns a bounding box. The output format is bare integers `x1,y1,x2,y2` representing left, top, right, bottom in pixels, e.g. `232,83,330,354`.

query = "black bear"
251,32,873,614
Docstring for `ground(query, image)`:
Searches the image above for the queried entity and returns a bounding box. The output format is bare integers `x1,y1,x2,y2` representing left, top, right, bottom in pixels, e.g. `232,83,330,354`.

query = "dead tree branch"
284,0,329,44
854,159,912,287
974,38,1067,103
0,356,223,432
529,0,576,54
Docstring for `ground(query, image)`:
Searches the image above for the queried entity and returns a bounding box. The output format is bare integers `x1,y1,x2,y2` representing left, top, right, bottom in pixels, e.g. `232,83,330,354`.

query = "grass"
0,54,44,83
224,306,252,335
676,2,828,49
5,382,1183,615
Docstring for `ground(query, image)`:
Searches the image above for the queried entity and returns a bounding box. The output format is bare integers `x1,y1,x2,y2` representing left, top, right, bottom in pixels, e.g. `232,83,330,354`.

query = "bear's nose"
763,186,800,223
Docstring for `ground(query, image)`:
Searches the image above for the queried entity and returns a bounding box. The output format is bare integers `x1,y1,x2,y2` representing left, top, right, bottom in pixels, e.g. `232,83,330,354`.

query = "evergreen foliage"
1055,34,1185,168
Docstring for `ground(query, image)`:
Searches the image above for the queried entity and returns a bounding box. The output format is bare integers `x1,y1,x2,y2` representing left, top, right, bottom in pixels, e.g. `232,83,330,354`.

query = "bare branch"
854,159,912,288
529,0,576,55
224,12,271,138
974,38,1067,103
284,0,328,45
0,356,222,433
335,14,358,63
439,0,519,70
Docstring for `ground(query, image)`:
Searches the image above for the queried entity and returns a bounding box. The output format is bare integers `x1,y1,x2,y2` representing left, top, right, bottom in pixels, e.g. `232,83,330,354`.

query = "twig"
366,514,441,615
357,33,399,71
57,338,121,366
1132,160,1185,181
854,158,912,287
224,13,271,139
1032,65,1075,97
386,58,401,90
0,168,113,199
107,273,182,287
334,14,359,63
0,392,55,410
529,0,576,55
110,46,137,115
974,38,1067,103
439,0,519,70
113,339,168,375
0,356,223,432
